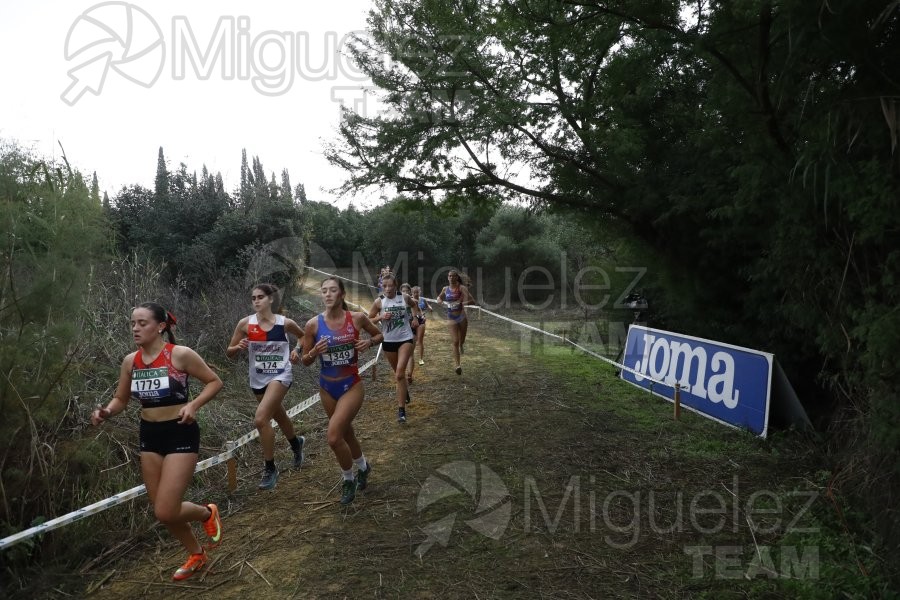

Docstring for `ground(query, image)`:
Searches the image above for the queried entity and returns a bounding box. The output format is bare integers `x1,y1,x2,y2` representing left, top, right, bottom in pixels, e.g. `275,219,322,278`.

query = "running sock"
265,459,276,472
353,455,368,472
288,436,302,453
342,468,355,481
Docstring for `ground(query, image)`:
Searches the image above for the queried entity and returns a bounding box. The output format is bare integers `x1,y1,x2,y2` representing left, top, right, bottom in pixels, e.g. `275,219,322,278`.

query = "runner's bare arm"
92,353,135,425
225,316,250,358
300,318,327,366
407,294,423,318
172,346,223,423
285,317,306,361
368,298,383,322
357,313,384,341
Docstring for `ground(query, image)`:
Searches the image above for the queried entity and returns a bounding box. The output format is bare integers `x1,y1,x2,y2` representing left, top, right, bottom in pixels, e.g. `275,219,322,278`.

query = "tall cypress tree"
215,172,226,200
200,164,213,196
154,146,168,201
269,171,281,201
294,182,308,203
281,168,293,202
90,171,100,205
240,148,251,206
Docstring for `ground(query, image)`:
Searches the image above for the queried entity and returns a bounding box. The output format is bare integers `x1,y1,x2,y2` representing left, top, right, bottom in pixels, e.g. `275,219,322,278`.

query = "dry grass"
8,278,829,599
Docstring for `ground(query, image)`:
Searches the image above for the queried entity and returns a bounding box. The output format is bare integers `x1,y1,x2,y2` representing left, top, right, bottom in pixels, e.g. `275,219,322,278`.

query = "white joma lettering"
634,334,739,407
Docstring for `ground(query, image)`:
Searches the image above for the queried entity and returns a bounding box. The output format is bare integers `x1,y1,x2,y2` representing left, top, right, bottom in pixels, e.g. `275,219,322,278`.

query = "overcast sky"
0,1,384,208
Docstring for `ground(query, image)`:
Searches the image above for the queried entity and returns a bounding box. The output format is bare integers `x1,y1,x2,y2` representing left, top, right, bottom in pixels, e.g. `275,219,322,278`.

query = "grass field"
6,278,889,599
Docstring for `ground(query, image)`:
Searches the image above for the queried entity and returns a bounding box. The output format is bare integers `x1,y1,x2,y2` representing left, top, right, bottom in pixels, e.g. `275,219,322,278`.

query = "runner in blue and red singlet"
295,277,383,505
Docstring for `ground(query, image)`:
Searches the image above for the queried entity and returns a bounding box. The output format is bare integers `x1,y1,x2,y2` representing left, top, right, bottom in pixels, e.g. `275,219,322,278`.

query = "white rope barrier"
1,264,661,551
427,300,666,384
305,265,380,291
0,351,382,551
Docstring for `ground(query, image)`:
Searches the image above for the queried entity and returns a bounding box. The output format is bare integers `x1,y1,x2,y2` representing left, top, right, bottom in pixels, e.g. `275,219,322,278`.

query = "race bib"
323,343,355,367
385,306,407,331
132,367,170,399
254,352,285,375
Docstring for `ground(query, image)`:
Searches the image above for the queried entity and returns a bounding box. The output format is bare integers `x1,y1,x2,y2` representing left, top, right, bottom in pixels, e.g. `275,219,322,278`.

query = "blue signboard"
619,325,773,437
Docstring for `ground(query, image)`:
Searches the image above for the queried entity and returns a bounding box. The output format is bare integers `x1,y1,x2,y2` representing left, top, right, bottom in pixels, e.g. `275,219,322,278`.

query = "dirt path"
81,309,804,599
87,314,543,598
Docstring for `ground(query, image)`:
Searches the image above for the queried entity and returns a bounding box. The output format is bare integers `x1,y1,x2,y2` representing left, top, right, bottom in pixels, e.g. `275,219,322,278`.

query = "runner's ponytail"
138,302,177,344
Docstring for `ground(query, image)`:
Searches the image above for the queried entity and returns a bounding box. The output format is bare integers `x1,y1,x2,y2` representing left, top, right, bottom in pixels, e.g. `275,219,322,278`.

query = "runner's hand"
91,406,111,426
177,402,198,425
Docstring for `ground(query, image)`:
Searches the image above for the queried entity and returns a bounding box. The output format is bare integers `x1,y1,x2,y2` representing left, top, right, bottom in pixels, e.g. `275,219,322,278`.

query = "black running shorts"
139,418,200,455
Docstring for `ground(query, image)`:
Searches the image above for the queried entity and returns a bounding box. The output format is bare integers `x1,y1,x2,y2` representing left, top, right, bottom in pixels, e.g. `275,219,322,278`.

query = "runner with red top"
294,277,383,505
91,302,224,582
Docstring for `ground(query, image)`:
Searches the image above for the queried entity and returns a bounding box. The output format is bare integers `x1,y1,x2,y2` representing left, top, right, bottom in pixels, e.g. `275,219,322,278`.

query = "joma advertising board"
620,325,772,437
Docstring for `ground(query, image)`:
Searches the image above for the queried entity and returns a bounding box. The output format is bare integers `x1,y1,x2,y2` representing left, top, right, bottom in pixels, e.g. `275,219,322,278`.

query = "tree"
109,184,156,251
269,171,280,201
301,200,364,266
90,171,100,205
473,206,561,300
154,146,168,201
281,168,293,202
0,141,108,541
328,0,899,373
328,0,900,550
294,182,308,203
240,148,251,206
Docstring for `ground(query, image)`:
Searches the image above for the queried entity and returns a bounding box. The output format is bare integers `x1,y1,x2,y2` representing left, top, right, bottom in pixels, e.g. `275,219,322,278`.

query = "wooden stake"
225,441,237,493
673,384,681,420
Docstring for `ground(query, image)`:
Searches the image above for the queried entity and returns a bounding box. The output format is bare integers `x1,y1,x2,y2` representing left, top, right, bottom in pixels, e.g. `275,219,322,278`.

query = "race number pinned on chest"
132,367,170,399
323,343,355,367
386,306,406,330
253,347,286,375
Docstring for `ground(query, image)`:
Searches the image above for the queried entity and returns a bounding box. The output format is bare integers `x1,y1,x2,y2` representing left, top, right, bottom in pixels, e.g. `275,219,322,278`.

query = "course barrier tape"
1,264,662,551
305,265,379,291
0,485,149,551
470,304,661,383
0,347,383,551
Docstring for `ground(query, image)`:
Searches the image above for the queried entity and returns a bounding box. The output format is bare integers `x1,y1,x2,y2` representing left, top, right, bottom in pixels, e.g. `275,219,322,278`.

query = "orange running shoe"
203,503,222,548
172,551,207,581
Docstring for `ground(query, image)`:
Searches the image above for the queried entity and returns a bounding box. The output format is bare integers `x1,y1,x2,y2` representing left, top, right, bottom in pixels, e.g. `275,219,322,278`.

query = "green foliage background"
1,0,898,594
